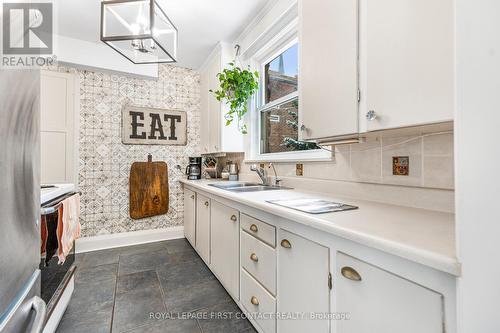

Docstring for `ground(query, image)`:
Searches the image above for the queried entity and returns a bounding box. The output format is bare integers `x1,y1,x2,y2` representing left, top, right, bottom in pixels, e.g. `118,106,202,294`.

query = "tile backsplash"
50,64,200,237
241,132,454,190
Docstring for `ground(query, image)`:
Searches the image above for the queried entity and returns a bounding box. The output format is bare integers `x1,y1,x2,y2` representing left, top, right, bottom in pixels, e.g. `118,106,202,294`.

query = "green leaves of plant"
209,63,259,134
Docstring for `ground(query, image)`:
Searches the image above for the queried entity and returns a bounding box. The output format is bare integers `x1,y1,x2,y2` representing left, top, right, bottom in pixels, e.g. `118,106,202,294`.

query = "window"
264,44,298,103
259,43,319,154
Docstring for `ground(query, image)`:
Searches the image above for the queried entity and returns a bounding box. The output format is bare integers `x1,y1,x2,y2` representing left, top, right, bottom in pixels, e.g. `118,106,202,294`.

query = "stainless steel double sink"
207,182,358,214
208,182,290,192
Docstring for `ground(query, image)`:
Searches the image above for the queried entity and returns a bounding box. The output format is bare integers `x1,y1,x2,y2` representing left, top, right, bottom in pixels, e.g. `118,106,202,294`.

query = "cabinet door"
195,194,211,264
41,70,77,184
210,200,239,298
200,68,210,154
207,55,221,152
336,253,444,333
364,0,453,130
277,229,330,333
299,0,358,140
183,188,196,246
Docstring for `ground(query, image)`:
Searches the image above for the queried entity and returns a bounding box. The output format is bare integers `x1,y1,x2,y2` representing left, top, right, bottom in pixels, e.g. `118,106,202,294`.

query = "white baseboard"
75,226,185,253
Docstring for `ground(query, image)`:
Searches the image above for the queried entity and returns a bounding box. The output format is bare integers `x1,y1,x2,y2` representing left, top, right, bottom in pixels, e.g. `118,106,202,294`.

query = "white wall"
54,35,158,79
455,1,500,332
236,0,297,58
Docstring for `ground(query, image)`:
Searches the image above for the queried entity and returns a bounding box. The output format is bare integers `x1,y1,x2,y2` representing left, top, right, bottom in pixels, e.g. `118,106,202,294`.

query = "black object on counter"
186,156,202,180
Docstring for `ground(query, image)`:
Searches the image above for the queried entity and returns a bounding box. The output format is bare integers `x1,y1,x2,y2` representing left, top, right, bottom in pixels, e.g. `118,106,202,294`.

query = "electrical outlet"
296,163,303,176
392,156,409,176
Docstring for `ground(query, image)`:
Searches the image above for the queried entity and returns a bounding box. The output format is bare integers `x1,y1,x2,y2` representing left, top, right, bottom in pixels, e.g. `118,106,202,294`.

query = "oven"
39,185,79,333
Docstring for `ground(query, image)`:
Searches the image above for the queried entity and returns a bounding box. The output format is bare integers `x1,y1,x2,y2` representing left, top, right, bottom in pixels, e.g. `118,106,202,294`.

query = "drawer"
241,214,276,247
241,230,276,295
241,268,276,333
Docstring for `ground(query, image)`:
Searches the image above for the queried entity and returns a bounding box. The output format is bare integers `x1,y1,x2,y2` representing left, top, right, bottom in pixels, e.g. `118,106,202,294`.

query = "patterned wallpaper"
51,65,200,237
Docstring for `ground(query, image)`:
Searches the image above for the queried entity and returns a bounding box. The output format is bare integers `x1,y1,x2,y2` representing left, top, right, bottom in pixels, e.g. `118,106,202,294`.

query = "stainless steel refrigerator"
0,70,46,333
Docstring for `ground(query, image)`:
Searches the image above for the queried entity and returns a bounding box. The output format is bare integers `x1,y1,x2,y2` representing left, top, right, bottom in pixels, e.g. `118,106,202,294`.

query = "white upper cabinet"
361,0,454,131
199,43,244,153
40,70,78,184
298,0,454,141
299,0,359,141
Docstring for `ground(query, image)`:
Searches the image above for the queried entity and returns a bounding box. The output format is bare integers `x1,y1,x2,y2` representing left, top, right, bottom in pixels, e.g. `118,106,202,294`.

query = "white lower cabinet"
241,268,276,333
241,230,276,295
195,194,210,264
241,214,276,248
183,186,454,333
183,188,196,247
277,229,330,333
210,200,240,299
336,253,444,333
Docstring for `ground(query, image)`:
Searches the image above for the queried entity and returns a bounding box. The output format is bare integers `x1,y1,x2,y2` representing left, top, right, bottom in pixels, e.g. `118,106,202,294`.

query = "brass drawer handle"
204,201,209,207
250,253,258,262
249,224,258,232
341,266,362,281
230,215,237,222
280,239,291,249
250,296,259,306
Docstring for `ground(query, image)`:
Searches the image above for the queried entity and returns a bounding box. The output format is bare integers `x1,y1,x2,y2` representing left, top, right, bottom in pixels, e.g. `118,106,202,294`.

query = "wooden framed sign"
122,106,187,145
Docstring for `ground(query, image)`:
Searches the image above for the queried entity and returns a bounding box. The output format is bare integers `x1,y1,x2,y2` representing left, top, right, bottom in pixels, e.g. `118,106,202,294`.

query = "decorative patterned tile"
50,65,200,237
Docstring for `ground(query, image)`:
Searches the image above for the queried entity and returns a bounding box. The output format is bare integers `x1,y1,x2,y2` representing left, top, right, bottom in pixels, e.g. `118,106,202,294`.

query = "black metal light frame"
100,0,178,64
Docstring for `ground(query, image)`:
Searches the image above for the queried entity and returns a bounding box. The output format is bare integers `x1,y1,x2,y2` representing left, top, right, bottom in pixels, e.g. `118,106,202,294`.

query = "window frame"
248,34,331,162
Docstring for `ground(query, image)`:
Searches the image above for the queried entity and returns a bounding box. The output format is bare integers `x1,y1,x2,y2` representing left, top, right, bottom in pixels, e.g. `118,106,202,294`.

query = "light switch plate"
392,156,409,176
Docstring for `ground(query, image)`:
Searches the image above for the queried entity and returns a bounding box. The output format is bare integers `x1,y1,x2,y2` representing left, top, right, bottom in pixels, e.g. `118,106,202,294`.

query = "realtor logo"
2,3,53,54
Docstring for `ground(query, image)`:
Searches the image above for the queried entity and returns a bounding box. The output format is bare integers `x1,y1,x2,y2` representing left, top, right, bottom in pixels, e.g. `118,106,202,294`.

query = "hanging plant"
210,62,259,134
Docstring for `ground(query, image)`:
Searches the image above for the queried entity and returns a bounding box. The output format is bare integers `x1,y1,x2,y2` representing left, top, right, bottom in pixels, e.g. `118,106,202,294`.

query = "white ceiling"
57,0,270,69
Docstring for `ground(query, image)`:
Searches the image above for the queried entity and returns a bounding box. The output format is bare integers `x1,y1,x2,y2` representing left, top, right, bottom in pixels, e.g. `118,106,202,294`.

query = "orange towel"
56,194,81,264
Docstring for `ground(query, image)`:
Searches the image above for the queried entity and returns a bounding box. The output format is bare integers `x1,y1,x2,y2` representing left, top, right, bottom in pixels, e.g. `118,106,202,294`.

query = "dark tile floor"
56,239,257,333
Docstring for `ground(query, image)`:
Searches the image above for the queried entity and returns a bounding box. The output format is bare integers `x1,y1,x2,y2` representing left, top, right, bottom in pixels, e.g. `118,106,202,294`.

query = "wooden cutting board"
129,155,169,219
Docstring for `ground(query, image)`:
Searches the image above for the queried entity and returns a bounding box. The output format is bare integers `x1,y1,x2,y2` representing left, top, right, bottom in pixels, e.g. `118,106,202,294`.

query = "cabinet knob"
250,253,259,262
249,224,258,232
204,201,209,207
280,239,291,249
366,110,377,121
190,195,195,199
250,296,259,306
230,215,237,222
341,266,362,281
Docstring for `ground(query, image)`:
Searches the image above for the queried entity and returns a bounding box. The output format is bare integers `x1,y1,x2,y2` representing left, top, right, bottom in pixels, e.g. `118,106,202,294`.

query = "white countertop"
180,179,459,276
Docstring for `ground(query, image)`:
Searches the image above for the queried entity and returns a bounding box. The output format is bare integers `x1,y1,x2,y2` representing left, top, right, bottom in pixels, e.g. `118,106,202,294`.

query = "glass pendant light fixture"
100,0,178,64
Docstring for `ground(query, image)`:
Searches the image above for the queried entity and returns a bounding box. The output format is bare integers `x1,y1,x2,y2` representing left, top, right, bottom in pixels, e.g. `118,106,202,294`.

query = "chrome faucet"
269,163,282,187
250,164,268,185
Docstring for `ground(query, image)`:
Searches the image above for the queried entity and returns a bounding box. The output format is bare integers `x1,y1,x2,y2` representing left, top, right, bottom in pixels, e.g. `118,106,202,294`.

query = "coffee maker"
186,157,202,180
